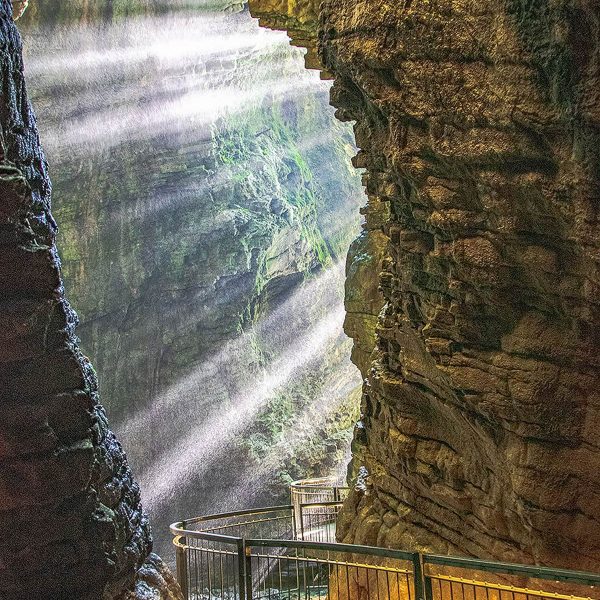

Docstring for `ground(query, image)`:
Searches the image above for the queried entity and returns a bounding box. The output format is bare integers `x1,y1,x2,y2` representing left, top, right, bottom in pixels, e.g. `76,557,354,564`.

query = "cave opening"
17,0,367,564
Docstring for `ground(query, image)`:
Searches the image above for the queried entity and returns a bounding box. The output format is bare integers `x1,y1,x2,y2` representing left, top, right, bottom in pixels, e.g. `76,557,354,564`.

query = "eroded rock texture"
0,1,179,597
248,0,324,72
250,0,600,571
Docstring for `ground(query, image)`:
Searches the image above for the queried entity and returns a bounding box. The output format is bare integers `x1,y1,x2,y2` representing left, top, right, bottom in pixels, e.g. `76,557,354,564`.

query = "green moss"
210,95,342,320
242,336,361,500
31,1,365,497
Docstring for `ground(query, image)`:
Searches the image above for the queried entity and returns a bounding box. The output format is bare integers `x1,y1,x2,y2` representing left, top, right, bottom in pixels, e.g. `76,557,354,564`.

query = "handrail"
170,504,294,534
290,476,347,488
290,477,347,538
171,479,600,600
171,503,600,587
298,500,343,509
245,537,417,562
289,478,349,496
172,531,244,545
426,553,600,585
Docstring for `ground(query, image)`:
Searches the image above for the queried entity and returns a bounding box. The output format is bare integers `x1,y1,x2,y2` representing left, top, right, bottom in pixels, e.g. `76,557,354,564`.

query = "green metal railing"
171,484,600,600
290,477,349,539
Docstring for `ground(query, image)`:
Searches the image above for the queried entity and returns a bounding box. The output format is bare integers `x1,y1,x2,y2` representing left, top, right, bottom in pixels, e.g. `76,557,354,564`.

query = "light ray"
118,262,347,457
219,360,360,510
141,306,347,509
19,3,363,562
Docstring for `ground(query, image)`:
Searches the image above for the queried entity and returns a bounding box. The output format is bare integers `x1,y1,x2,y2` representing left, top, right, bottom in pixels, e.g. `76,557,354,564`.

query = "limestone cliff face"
248,0,322,72
0,1,178,597
250,0,600,571
19,0,364,559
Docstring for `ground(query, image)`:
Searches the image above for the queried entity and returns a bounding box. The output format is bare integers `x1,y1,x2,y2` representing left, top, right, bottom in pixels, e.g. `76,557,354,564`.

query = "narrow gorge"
18,0,369,563
1,0,600,598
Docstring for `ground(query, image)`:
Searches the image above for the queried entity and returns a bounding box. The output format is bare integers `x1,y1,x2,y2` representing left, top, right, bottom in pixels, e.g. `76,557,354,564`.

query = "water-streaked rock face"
0,1,180,597
19,2,359,428
18,0,366,564
250,0,600,571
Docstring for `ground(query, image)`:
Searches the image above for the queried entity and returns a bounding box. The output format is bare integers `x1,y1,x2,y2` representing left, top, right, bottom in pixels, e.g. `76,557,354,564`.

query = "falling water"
143,298,346,508
19,1,364,561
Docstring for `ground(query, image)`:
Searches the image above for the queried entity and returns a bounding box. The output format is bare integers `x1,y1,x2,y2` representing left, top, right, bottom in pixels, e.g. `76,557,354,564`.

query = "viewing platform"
171,478,600,600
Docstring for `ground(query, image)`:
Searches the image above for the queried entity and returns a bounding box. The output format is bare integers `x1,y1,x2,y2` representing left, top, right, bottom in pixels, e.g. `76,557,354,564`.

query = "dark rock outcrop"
121,553,183,600
0,1,180,597
250,0,600,572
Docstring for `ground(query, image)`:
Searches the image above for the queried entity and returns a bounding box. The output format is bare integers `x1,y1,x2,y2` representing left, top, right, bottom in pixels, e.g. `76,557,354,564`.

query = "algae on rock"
19,0,365,557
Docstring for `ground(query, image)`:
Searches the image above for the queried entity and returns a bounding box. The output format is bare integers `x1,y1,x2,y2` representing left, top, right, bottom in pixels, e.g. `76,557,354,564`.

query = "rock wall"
19,1,362,427
248,0,323,72
18,0,365,558
250,0,600,571
0,1,179,597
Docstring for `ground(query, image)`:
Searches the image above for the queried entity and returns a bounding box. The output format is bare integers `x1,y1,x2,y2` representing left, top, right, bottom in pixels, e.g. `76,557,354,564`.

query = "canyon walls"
0,1,179,597
250,0,600,571
18,0,365,559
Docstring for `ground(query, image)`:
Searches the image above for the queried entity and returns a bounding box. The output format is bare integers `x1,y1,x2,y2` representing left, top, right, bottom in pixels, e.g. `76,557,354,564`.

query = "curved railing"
289,476,349,504
171,481,600,600
289,476,349,541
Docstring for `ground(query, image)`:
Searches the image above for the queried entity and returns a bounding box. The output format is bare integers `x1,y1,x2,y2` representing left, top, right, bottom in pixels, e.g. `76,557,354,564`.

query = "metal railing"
289,477,349,505
290,477,349,540
171,483,600,600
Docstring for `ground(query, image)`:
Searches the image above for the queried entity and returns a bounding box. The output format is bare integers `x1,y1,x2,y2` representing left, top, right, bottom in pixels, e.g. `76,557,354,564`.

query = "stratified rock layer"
0,1,179,597
248,0,324,72
250,0,600,571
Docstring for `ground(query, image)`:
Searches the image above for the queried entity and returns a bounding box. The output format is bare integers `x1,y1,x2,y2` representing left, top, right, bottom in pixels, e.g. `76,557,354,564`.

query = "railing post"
244,543,253,600
412,553,427,600
300,505,306,541
292,506,298,541
425,573,433,600
237,539,248,600
176,536,189,600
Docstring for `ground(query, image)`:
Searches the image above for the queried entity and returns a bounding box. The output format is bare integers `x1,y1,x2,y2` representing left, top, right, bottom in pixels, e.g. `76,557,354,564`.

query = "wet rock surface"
0,1,180,597
250,0,600,571
17,1,364,558
118,553,183,600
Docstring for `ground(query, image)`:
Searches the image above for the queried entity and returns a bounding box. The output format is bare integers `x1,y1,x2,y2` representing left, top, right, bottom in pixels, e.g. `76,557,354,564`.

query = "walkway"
171,478,600,600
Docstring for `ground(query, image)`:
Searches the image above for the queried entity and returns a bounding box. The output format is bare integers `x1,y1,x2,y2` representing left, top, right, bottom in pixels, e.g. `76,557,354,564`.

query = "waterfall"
19,0,364,562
